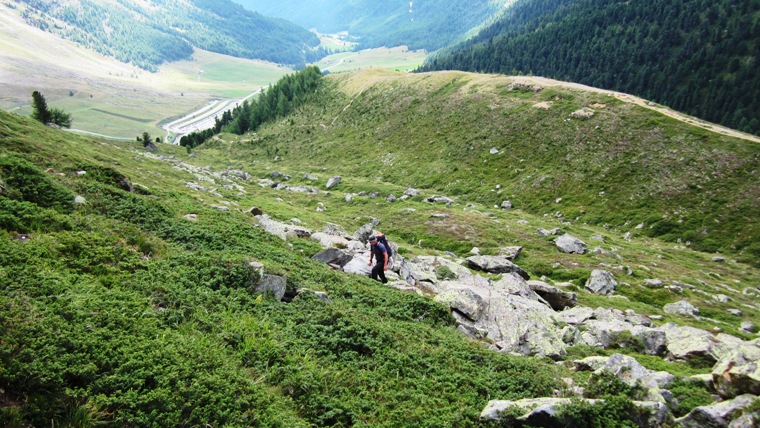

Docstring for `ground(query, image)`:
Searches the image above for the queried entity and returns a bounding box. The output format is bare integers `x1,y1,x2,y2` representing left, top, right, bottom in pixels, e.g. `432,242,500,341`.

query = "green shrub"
435,264,458,280
0,154,74,211
668,379,714,417
584,370,646,400
0,198,72,233
555,395,650,428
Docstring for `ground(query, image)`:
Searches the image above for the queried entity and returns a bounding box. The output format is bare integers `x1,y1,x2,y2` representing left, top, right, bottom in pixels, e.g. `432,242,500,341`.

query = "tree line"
420,0,760,135
180,66,323,149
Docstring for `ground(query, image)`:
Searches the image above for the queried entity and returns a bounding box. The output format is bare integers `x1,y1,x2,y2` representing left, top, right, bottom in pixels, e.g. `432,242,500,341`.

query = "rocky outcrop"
573,354,674,401
664,300,700,317
675,394,758,428
465,255,530,279
481,397,671,427
585,270,617,295
312,248,352,268
712,342,760,398
527,280,577,310
555,234,587,254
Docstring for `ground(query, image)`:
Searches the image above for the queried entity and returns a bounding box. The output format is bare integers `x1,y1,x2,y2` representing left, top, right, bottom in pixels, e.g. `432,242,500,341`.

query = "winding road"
162,89,262,144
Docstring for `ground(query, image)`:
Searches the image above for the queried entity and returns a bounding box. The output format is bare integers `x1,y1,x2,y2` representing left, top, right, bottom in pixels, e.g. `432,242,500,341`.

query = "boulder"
527,280,577,310
555,233,587,254
312,248,352,268
325,176,342,189
573,353,675,400
434,287,488,322
500,200,513,209
675,394,757,428
465,255,530,279
537,227,563,237
481,397,672,428
255,274,287,301
404,188,420,197
663,300,700,317
711,345,760,398
352,220,379,243
658,323,732,364
342,252,372,276
585,270,617,295
499,246,523,260
559,306,594,325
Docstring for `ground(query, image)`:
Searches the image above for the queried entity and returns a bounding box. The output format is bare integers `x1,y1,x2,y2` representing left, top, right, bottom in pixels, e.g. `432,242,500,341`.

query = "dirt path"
513,76,760,143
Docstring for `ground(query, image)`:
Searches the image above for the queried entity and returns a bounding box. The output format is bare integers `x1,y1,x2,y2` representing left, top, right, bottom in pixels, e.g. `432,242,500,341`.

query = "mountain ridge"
420,0,760,136
9,0,321,70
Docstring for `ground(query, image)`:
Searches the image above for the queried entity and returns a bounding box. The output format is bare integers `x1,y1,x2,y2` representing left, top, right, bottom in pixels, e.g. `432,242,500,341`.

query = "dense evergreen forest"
180,66,323,149
13,0,321,70
235,0,501,51
420,0,760,135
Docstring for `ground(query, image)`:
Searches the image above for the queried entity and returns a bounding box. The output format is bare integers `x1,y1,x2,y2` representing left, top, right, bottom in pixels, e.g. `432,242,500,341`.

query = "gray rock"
500,200,513,209
676,394,757,428
256,274,287,301
555,233,587,254
404,188,420,197
312,248,352,268
295,288,331,303
729,412,760,428
658,323,732,364
465,255,530,279
664,300,700,317
644,278,664,287
527,280,577,310
303,173,318,181
559,306,595,325
574,353,674,397
711,345,760,398
728,309,744,316
342,252,373,276
352,220,379,243
325,176,342,189
499,246,523,260
74,195,86,204
537,227,563,237
481,397,672,427
585,270,617,295
434,287,488,322
386,194,397,202
740,321,756,334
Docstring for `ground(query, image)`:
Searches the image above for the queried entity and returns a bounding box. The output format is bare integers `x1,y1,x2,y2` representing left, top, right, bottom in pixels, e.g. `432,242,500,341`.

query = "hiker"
367,235,389,284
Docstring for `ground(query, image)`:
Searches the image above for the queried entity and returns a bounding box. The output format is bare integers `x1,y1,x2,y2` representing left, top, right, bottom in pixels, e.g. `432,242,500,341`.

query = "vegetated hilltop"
8,0,321,70
220,68,760,267
234,0,502,51
419,0,760,136
1,66,760,426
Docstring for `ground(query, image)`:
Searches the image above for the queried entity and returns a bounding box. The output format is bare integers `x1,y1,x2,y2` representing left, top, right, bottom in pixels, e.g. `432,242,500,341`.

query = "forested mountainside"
234,0,502,51
419,0,760,136
9,0,322,70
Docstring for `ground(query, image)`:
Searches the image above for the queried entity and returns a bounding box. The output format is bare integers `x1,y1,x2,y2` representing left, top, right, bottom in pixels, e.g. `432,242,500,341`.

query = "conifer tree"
31,91,52,125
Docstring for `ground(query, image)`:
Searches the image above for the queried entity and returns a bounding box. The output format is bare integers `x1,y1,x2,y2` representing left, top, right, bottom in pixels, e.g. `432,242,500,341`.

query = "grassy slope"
1,66,759,426
217,69,760,265
0,111,563,426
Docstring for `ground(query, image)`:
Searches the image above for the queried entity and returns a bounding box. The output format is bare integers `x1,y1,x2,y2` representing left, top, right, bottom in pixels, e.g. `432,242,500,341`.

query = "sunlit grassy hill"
204,68,760,266
1,68,759,426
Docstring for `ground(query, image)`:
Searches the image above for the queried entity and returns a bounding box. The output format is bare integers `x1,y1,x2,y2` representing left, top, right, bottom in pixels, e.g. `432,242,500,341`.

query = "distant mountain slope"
233,0,502,51
237,69,760,264
10,0,321,70
419,0,760,136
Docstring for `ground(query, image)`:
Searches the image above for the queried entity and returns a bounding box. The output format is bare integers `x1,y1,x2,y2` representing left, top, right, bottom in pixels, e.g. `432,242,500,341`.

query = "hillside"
234,0,502,51
419,0,760,136
2,69,760,426
8,0,321,70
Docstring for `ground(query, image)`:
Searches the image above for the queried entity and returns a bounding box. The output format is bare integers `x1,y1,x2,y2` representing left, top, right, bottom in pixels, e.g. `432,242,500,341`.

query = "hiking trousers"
371,262,388,284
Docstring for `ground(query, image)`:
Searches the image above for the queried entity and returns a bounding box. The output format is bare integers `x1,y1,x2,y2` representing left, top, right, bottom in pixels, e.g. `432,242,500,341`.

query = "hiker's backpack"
375,233,393,257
